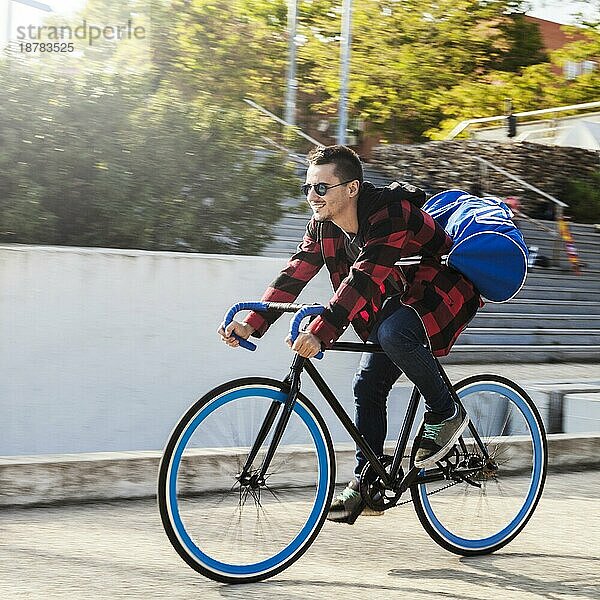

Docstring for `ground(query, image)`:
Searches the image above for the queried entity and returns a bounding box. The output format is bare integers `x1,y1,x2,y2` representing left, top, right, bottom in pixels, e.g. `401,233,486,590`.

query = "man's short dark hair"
307,145,363,184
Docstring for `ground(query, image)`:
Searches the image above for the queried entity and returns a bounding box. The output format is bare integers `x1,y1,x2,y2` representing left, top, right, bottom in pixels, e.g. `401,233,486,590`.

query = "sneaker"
414,403,469,468
326,479,383,524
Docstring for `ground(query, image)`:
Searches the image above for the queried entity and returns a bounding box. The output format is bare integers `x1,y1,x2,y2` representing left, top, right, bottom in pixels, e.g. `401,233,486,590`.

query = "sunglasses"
301,180,354,197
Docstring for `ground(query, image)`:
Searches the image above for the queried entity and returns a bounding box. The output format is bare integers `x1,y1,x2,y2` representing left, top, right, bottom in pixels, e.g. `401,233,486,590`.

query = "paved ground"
1,470,598,600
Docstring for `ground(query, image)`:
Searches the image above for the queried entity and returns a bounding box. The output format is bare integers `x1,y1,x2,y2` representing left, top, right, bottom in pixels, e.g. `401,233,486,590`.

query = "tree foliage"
168,0,544,141
296,0,531,140
492,13,548,72
170,0,289,108
0,0,297,253
427,19,600,139
3,0,598,252
563,171,600,224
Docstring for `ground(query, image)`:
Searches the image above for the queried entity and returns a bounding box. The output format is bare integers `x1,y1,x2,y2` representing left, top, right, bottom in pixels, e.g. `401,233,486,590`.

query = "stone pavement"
1,470,598,600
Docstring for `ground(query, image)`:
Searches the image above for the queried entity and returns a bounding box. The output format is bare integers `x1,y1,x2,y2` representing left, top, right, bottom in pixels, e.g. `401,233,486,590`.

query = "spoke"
215,503,245,562
418,380,543,544
264,484,285,504
498,404,512,437
164,383,330,576
265,451,307,478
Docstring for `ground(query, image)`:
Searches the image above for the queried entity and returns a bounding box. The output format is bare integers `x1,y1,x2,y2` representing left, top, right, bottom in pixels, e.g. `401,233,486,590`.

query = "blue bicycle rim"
419,381,544,551
166,386,331,578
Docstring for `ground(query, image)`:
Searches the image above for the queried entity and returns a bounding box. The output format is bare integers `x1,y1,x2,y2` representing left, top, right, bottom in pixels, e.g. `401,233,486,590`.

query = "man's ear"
348,180,361,197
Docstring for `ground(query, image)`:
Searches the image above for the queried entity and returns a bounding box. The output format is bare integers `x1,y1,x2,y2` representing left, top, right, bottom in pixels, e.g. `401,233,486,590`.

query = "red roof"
524,15,588,52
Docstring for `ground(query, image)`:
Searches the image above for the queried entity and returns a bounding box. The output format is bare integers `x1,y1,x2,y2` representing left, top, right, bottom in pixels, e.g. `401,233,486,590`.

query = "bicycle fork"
237,354,305,488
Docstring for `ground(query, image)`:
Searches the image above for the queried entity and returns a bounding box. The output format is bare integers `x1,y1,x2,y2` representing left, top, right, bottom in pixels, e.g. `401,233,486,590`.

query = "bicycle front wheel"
411,374,547,556
158,377,335,583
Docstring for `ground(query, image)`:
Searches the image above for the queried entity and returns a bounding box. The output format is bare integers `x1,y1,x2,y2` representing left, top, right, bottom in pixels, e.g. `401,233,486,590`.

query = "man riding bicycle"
218,145,482,524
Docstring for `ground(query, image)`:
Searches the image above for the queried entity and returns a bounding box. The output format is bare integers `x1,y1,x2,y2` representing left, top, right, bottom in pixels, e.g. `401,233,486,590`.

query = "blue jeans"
352,298,454,479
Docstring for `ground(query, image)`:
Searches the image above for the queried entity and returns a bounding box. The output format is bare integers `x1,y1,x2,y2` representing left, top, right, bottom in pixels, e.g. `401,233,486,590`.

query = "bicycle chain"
389,454,462,508
394,479,461,507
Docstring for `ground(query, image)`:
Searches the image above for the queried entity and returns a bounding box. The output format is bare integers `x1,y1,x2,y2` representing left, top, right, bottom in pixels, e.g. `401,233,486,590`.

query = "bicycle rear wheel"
158,377,335,583
411,374,547,555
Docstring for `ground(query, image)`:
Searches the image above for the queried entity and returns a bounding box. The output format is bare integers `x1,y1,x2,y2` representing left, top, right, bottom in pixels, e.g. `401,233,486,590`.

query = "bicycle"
158,301,548,584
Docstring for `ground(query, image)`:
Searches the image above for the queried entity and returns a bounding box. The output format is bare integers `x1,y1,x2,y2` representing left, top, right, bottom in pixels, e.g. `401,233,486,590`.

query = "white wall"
1,244,415,455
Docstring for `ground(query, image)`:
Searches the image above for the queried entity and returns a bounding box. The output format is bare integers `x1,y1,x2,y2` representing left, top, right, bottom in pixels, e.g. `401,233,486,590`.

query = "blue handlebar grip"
233,333,257,351
222,301,270,352
290,305,326,360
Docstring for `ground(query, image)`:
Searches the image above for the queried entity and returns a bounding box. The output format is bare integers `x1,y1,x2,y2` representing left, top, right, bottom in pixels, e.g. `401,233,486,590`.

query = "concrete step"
459,328,600,346
271,211,600,236
521,218,599,232
528,266,600,278
263,238,305,252
276,215,311,225
274,212,600,237
363,164,394,187
521,222,600,240
263,240,600,275
265,215,600,269
266,234,600,264
520,227,600,270
261,250,296,259
532,253,600,273
275,216,312,227
4,434,598,505
534,245,600,262
268,227,308,240
481,298,600,315
514,286,600,302
520,219,600,236
471,313,600,329
525,271,600,289
524,237,600,256
443,345,600,364
523,234,600,254
561,252,600,270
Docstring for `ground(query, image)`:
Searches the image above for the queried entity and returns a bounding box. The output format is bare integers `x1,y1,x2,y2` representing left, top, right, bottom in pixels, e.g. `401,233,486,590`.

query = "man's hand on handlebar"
218,321,255,348
219,303,325,358
286,331,322,359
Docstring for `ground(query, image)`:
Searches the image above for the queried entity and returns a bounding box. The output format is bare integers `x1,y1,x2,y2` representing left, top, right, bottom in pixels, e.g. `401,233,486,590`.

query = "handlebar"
221,302,269,351
288,305,325,359
222,302,326,359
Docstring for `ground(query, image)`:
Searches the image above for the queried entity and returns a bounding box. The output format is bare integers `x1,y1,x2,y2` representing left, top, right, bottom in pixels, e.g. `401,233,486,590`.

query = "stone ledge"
1,434,598,507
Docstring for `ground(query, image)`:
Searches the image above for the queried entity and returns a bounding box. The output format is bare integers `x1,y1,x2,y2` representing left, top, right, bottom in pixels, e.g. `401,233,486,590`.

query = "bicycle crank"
359,455,404,511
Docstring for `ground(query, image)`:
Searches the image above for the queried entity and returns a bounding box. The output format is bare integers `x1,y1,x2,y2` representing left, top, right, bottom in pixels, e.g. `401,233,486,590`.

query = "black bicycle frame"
244,343,402,488
240,340,478,495
245,343,397,485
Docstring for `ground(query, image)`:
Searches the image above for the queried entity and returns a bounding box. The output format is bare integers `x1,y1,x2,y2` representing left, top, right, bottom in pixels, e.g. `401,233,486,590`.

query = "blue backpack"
421,189,528,303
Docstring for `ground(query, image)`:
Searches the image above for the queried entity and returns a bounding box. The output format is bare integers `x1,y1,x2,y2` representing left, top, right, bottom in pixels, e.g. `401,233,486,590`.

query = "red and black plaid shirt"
245,182,482,356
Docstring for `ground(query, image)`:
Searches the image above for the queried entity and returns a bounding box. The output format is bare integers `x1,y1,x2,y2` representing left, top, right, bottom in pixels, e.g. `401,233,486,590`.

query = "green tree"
292,0,532,140
167,0,535,142
563,172,600,223
492,13,548,72
425,21,600,139
0,52,297,252
170,0,289,111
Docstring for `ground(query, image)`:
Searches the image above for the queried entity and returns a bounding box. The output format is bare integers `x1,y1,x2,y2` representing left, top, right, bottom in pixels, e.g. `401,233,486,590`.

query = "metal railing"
446,100,600,140
243,98,323,147
475,156,569,266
